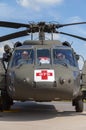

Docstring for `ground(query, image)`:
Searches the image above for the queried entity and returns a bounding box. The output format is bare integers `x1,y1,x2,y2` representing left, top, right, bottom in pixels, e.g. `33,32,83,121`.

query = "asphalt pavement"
0,101,86,130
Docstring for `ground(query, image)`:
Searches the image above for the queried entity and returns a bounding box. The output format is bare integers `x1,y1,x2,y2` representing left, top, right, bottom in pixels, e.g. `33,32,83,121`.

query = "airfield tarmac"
0,101,86,130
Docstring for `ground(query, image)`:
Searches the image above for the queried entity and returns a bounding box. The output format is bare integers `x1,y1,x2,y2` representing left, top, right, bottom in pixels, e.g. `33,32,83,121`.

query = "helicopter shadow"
0,101,86,122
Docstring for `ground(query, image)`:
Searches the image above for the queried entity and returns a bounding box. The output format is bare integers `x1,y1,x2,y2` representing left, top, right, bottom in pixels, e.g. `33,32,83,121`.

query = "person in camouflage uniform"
2,44,12,72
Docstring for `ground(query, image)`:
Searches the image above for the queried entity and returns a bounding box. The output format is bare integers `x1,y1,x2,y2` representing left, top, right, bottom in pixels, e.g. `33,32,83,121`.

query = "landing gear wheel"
0,98,3,111
1,91,13,111
73,99,83,112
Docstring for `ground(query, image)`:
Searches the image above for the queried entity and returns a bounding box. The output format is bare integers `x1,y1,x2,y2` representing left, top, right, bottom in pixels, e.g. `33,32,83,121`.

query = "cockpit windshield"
53,48,77,66
11,49,34,67
10,48,78,67
37,49,51,64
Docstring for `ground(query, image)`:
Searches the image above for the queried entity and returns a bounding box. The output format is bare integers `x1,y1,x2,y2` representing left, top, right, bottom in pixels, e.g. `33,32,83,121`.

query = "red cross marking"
36,70,53,80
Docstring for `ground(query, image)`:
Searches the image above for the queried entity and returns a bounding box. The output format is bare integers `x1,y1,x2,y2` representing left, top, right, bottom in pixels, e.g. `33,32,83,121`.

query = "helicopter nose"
12,65,34,87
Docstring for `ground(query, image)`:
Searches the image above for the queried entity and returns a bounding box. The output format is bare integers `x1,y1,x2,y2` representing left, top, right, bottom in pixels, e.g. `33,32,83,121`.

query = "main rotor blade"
0,30,30,42
56,22,86,28
1,21,86,29
0,21,30,28
57,31,86,41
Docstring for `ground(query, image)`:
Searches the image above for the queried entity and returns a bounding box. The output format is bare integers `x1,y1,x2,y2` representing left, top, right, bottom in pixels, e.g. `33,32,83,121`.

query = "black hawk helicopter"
0,21,86,112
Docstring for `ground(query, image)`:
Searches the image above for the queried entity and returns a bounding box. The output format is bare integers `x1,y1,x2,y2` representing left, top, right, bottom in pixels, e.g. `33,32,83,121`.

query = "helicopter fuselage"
6,40,81,102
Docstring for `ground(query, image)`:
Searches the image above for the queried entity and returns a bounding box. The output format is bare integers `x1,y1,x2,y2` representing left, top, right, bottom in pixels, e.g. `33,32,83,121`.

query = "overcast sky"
0,0,86,68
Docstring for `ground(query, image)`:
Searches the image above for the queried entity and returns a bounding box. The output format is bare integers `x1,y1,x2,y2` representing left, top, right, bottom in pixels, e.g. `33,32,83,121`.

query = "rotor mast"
38,22,45,44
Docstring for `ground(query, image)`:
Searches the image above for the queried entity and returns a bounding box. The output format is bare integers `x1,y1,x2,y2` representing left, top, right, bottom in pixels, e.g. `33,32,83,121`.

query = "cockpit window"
37,49,51,64
11,49,34,67
53,49,77,67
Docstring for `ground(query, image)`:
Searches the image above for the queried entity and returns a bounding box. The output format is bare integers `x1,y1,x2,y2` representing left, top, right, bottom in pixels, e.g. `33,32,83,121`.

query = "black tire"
75,99,83,112
1,91,13,110
0,98,3,111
